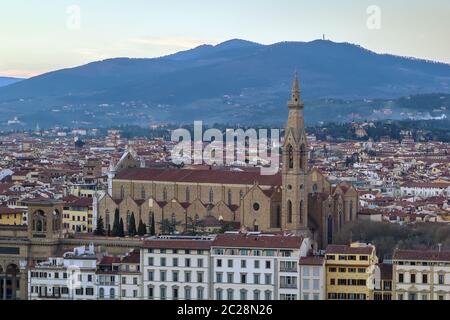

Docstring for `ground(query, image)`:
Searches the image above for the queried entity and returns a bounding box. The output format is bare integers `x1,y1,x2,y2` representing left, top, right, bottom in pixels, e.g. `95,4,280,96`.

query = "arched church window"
228,189,232,206
209,188,214,204
349,201,353,221
126,211,131,226
299,200,303,224
120,186,125,199
239,190,244,199
186,188,190,202
276,205,281,228
171,213,176,225
141,187,146,200
52,210,60,231
287,200,293,224
105,210,110,229
339,211,343,230
327,215,333,244
300,144,306,170
288,145,294,169
163,188,167,201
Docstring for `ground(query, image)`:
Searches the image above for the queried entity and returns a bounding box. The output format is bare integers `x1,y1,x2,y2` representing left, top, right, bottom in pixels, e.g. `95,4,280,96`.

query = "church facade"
97,75,359,249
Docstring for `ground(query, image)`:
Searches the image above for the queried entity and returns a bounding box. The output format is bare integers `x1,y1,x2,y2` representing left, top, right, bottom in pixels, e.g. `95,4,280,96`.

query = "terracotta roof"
121,250,140,264
299,255,325,266
99,256,121,265
115,168,281,186
0,207,25,215
143,238,213,250
393,249,450,262
212,234,304,249
326,244,374,255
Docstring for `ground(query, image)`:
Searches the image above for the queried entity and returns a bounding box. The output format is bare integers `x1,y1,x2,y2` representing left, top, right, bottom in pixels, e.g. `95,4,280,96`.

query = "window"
217,259,222,267
185,272,191,283
313,279,319,290
410,274,416,284
241,274,247,284
227,289,234,300
216,273,223,283
99,288,105,299
265,261,271,269
197,259,203,268
254,274,260,284
399,273,404,283
160,257,166,267
438,274,445,285
265,274,272,285
173,271,179,282
240,290,247,300
254,290,260,300
254,260,260,269
303,266,310,276
185,258,191,267
197,272,204,283
216,289,223,300
160,287,166,300
241,260,246,268
173,258,178,267
173,287,179,299
148,286,154,299
197,287,204,300
185,287,191,300
148,271,154,281
110,288,115,299
265,291,272,300
287,200,293,224
228,260,233,268
209,188,214,203
160,271,166,282
422,274,428,284
122,289,126,298
303,279,310,290
227,273,233,283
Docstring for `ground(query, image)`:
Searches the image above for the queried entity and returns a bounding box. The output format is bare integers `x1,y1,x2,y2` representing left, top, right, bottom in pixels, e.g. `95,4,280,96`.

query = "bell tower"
281,73,309,233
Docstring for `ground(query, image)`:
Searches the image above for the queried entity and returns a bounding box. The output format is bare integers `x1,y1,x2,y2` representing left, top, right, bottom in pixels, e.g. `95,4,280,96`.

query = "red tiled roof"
299,255,325,265
212,234,304,249
115,168,281,186
393,249,450,262
99,256,121,265
143,239,213,250
326,244,374,255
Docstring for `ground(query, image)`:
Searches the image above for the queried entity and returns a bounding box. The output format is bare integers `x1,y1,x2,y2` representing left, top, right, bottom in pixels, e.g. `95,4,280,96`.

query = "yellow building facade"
62,197,94,233
0,208,25,226
325,243,378,300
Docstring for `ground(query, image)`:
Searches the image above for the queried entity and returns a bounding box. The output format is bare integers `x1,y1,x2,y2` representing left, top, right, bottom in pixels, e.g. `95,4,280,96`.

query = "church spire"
290,71,302,107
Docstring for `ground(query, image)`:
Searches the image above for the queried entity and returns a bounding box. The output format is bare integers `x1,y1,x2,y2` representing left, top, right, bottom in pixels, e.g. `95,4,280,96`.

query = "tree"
119,218,125,237
149,213,156,236
94,217,105,236
128,212,137,236
158,218,181,235
112,208,120,236
138,219,147,236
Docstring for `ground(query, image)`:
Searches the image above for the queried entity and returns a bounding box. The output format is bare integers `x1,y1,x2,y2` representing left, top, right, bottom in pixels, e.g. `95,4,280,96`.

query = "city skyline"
1,0,450,78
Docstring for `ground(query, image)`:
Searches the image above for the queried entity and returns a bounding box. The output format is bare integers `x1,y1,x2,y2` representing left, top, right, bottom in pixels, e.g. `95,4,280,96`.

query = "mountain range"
1,39,450,128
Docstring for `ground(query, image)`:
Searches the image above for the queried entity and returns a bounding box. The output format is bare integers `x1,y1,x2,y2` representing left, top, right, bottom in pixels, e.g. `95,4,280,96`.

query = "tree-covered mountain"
1,39,450,128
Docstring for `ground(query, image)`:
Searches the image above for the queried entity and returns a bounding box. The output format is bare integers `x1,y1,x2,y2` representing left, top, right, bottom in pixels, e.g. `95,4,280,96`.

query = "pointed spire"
291,71,300,103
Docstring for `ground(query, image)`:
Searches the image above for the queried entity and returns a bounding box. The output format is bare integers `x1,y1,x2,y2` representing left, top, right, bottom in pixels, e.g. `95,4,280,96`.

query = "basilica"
97,74,358,248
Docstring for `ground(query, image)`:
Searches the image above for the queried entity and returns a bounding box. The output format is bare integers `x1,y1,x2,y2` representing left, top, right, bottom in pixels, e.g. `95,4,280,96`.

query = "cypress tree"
112,208,120,236
138,219,146,236
128,212,137,236
150,213,155,235
94,217,105,236
119,218,125,237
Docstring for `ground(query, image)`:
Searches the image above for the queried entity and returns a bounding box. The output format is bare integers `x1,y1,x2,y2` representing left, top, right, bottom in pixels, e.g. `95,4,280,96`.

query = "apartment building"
393,249,450,300
374,263,393,300
141,236,214,300
299,255,326,300
211,233,314,301
325,243,378,300
28,245,97,300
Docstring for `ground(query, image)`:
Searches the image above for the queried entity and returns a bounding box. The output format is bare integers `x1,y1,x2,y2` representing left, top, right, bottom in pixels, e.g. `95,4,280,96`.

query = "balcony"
280,283,297,289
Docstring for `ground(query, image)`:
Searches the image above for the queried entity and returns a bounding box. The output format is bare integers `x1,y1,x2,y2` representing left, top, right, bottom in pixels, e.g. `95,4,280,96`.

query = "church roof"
115,168,282,186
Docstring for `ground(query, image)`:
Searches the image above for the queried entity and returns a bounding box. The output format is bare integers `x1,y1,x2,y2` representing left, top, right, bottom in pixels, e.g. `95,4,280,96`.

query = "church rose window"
253,203,260,211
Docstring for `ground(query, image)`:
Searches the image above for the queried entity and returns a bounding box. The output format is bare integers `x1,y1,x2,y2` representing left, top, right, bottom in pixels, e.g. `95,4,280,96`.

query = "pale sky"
1,0,449,78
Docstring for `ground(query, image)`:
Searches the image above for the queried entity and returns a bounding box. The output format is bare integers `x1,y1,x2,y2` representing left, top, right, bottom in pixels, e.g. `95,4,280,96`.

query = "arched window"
349,201,353,220
299,200,303,225
141,187,146,200
327,215,333,245
99,288,105,299
312,184,318,193
287,200,293,224
126,211,131,226
276,205,281,228
186,188,190,202
163,188,167,201
52,210,60,231
105,210,110,229
300,144,306,170
209,188,214,204
171,213,176,225
339,211,343,230
288,145,294,169
110,288,115,299
239,190,244,199
228,189,232,206
120,186,125,199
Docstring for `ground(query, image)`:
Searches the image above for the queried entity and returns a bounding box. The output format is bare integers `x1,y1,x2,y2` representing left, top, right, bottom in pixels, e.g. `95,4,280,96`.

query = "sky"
1,0,449,78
